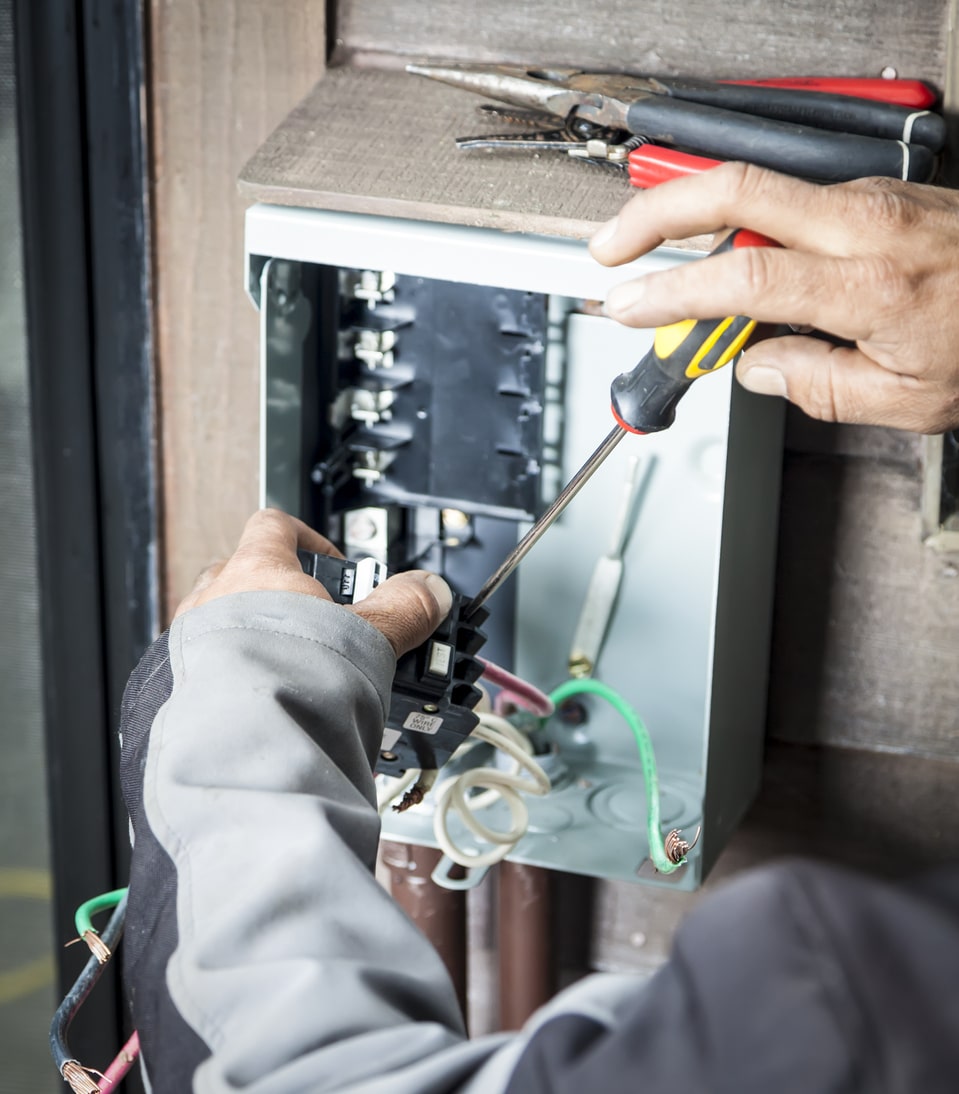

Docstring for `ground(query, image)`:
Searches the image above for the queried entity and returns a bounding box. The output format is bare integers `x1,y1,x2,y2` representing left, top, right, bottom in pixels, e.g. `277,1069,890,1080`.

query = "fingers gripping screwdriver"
611,228,776,433
467,227,777,618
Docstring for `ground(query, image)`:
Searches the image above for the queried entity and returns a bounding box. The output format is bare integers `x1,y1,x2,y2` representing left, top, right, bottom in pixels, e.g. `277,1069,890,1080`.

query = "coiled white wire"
432,713,550,869
375,714,550,867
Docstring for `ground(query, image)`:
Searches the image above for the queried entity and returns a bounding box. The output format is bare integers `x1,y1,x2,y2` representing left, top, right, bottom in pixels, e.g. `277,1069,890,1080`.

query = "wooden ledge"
239,65,710,249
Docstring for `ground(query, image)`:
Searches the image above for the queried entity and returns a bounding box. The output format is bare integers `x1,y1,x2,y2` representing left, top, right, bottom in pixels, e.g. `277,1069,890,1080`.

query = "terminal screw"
556,697,588,726
567,653,592,678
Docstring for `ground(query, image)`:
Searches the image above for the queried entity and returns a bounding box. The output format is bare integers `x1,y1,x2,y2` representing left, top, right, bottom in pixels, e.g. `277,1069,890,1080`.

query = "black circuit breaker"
258,256,558,694
313,271,551,529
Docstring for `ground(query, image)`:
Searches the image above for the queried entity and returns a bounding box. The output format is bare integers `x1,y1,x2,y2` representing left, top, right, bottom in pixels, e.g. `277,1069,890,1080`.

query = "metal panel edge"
245,203,691,300
701,384,785,875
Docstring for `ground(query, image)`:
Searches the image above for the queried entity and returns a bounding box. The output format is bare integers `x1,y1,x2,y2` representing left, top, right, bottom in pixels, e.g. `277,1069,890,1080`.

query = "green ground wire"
546,679,683,874
75,888,129,938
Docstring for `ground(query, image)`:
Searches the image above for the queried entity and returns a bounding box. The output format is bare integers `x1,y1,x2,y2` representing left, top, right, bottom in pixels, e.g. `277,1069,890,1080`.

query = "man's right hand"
589,163,959,434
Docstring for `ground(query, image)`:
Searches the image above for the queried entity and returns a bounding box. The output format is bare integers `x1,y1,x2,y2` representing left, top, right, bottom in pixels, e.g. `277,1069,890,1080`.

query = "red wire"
478,657,554,717
101,1031,140,1088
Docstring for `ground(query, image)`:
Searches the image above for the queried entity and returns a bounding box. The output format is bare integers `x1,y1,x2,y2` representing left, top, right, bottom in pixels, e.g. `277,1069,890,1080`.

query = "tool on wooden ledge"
723,76,938,108
408,63,942,185
456,106,716,188
465,227,779,620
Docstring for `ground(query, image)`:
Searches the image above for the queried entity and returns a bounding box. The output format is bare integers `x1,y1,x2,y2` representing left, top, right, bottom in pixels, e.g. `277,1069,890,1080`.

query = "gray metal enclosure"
251,206,785,890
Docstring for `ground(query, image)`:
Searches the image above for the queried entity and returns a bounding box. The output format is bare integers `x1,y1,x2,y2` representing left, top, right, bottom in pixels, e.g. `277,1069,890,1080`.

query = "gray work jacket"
119,591,959,1092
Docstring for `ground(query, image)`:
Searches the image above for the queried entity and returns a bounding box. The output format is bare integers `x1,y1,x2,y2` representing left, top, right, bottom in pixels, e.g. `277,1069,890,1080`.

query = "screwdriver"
465,227,777,619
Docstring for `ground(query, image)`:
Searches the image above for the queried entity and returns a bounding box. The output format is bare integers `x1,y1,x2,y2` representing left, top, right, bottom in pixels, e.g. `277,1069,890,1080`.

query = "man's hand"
174,509,453,657
589,163,959,434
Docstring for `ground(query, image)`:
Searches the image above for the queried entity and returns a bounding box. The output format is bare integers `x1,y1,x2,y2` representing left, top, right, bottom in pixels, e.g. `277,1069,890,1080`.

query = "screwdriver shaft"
466,424,627,618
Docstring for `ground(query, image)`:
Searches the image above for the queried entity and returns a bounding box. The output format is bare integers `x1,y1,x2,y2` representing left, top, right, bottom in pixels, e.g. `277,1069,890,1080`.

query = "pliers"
407,63,944,185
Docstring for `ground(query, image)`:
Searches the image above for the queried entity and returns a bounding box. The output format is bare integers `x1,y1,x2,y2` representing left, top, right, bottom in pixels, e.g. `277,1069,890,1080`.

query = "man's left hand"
174,508,453,657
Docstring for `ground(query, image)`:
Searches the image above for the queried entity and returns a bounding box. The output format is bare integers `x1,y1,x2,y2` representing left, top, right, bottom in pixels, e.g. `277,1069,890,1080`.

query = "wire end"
664,825,702,865
394,769,438,813
61,1060,106,1093
83,930,112,964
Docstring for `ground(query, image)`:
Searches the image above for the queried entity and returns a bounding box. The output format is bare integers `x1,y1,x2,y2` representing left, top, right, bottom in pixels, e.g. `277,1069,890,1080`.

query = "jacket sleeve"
119,589,959,1094
120,590,522,1093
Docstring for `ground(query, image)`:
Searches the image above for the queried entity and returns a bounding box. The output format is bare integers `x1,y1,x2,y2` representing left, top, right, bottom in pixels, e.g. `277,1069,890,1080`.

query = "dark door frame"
14,0,156,1068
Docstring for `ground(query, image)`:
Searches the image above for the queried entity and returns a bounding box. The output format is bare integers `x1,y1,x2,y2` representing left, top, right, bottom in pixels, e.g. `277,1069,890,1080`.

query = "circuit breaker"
247,205,784,890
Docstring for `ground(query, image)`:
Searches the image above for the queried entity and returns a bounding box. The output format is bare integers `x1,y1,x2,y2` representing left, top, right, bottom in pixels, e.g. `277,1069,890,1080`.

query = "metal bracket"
260,258,316,519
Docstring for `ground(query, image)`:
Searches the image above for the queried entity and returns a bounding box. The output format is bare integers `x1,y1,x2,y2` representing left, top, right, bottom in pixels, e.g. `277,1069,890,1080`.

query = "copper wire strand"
83,931,111,964
394,785,425,813
664,825,703,865
394,769,438,813
61,1060,107,1093
64,931,112,964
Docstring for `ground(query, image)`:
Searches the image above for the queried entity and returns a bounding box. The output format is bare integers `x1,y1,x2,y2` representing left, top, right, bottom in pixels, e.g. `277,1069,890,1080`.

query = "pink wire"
101,1031,140,1088
478,657,554,717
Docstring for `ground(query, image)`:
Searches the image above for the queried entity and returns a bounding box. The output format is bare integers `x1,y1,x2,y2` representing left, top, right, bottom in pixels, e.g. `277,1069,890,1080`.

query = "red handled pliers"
625,76,939,186
408,64,943,186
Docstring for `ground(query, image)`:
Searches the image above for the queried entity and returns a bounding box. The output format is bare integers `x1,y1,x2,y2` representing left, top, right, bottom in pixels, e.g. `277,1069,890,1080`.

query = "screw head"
567,653,592,678
441,508,470,531
557,698,588,726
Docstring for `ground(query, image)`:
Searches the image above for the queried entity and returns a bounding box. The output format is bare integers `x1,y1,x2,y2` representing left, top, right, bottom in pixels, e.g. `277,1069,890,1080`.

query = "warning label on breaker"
403,711,444,735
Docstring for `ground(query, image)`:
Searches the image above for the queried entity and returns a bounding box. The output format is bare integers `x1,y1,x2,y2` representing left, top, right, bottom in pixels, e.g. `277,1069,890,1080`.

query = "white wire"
433,713,550,869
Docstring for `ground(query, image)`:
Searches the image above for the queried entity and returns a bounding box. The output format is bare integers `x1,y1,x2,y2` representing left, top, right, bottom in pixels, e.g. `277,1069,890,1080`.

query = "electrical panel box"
247,205,784,891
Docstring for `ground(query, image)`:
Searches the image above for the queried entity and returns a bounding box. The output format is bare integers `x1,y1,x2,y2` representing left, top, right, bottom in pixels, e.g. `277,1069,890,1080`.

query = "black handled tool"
409,63,936,183
621,94,933,182
467,228,775,617
644,75,945,152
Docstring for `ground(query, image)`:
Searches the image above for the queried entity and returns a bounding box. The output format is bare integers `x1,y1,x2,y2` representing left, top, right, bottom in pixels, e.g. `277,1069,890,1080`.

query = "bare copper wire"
664,825,702,865
61,1060,105,1093
83,930,112,964
65,931,112,964
394,786,425,813
393,769,438,813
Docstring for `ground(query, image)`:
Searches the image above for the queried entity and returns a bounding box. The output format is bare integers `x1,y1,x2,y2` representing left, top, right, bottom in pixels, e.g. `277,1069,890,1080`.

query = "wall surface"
334,0,948,79
769,416,959,759
150,0,325,617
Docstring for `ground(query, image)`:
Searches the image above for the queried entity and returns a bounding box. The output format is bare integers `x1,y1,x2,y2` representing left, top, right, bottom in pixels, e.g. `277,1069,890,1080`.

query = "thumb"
347,570,454,657
735,336,931,430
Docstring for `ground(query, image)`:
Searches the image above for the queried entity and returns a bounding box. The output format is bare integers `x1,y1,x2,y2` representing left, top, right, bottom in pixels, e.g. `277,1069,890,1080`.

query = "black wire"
49,890,128,1072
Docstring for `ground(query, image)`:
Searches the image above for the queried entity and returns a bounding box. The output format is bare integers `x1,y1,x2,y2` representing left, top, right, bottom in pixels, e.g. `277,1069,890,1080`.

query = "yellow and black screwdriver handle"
610,228,780,434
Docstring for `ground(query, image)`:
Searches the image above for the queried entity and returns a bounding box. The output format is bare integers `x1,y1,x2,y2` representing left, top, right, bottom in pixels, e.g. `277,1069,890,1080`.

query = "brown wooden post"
380,841,469,1019
497,862,554,1030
